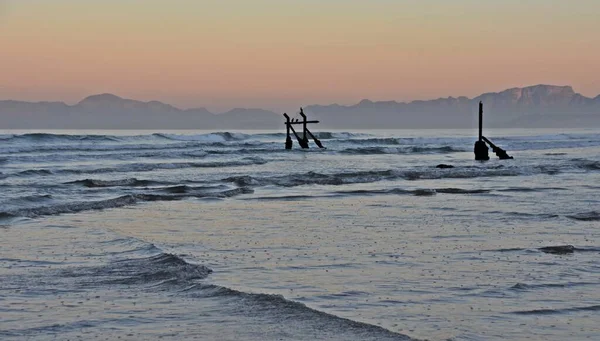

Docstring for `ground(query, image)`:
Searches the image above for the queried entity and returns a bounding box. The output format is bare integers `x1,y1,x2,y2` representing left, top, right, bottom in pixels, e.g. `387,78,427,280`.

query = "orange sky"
1,0,599,112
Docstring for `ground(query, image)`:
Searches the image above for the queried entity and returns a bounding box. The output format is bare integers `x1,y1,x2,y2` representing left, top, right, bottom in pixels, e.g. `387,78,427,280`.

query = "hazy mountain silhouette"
307,85,600,129
1,85,599,129
0,93,279,129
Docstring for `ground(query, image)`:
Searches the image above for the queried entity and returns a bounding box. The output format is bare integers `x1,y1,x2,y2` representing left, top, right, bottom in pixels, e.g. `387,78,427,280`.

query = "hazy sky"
1,0,599,112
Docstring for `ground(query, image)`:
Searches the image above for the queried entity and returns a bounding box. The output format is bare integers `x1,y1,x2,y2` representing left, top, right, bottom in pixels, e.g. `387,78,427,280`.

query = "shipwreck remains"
283,108,325,149
474,102,513,160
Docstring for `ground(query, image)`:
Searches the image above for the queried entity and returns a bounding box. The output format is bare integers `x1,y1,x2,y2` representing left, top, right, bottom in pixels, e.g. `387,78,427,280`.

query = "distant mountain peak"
78,93,124,104
520,84,576,97
523,84,572,91
474,84,579,107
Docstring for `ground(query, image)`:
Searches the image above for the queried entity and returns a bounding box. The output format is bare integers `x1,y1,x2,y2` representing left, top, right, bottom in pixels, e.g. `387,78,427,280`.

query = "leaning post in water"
283,113,293,149
300,108,310,147
474,101,490,161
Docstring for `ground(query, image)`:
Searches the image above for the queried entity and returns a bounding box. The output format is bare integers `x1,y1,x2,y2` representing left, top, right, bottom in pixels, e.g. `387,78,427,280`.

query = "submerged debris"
435,164,454,169
539,245,575,255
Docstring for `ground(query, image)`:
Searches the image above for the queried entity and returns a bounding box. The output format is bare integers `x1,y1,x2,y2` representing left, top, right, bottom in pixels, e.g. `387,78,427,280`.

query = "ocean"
1,128,599,341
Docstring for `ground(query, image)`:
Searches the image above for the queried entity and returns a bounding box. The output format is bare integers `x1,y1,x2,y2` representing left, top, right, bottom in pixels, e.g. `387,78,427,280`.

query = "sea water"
1,129,599,340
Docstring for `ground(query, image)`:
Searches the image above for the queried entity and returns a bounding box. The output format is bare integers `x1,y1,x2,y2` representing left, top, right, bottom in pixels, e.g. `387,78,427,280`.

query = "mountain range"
1,85,599,129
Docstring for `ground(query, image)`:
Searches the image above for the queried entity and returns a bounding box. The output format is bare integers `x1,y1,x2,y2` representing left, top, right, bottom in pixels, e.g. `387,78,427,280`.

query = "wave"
251,194,334,201
8,157,268,178
339,145,464,155
1,194,53,205
223,170,398,188
17,169,54,176
576,160,600,171
153,131,368,141
178,283,414,341
334,187,489,197
1,142,200,155
0,140,267,155
222,164,568,189
491,245,600,253
0,131,370,144
511,305,600,315
344,137,405,145
65,178,170,188
347,188,438,196
0,211,18,219
204,147,281,156
4,144,287,164
2,187,254,218
65,179,226,193
566,211,600,221
3,132,248,144
496,186,569,193
2,133,122,143
50,250,415,341
6,149,208,163
510,282,597,291
60,253,213,286
156,184,228,194
152,131,250,142
500,211,561,220
312,132,370,140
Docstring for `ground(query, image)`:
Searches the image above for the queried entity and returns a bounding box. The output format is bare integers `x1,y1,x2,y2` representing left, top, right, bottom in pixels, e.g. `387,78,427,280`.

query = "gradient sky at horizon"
1,0,599,112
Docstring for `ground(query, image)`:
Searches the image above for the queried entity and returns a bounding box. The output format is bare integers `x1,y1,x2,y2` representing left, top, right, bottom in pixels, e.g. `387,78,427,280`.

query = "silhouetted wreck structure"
283,108,325,149
474,102,513,160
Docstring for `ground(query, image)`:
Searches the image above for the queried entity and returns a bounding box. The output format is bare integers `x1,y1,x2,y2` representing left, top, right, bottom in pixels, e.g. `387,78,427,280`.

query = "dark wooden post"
299,108,309,147
474,101,490,161
283,113,293,149
479,101,483,142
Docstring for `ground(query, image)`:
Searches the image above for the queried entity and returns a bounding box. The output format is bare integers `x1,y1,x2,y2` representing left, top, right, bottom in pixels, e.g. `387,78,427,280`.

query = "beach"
1,129,599,340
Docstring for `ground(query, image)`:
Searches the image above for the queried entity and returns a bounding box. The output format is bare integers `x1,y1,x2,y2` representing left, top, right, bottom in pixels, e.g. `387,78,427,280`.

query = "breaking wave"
222,164,570,188
152,131,250,142
60,253,213,286
8,157,268,178
1,133,121,143
156,184,228,194
223,170,398,187
65,178,169,188
312,132,369,140
334,187,489,197
1,187,254,218
65,178,173,188
574,159,600,171
180,283,414,341
49,250,413,341
339,145,465,155
1,194,53,205
566,211,600,221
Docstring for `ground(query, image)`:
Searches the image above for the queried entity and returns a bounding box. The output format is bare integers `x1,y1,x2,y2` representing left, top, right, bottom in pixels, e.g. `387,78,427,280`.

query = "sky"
1,0,599,112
